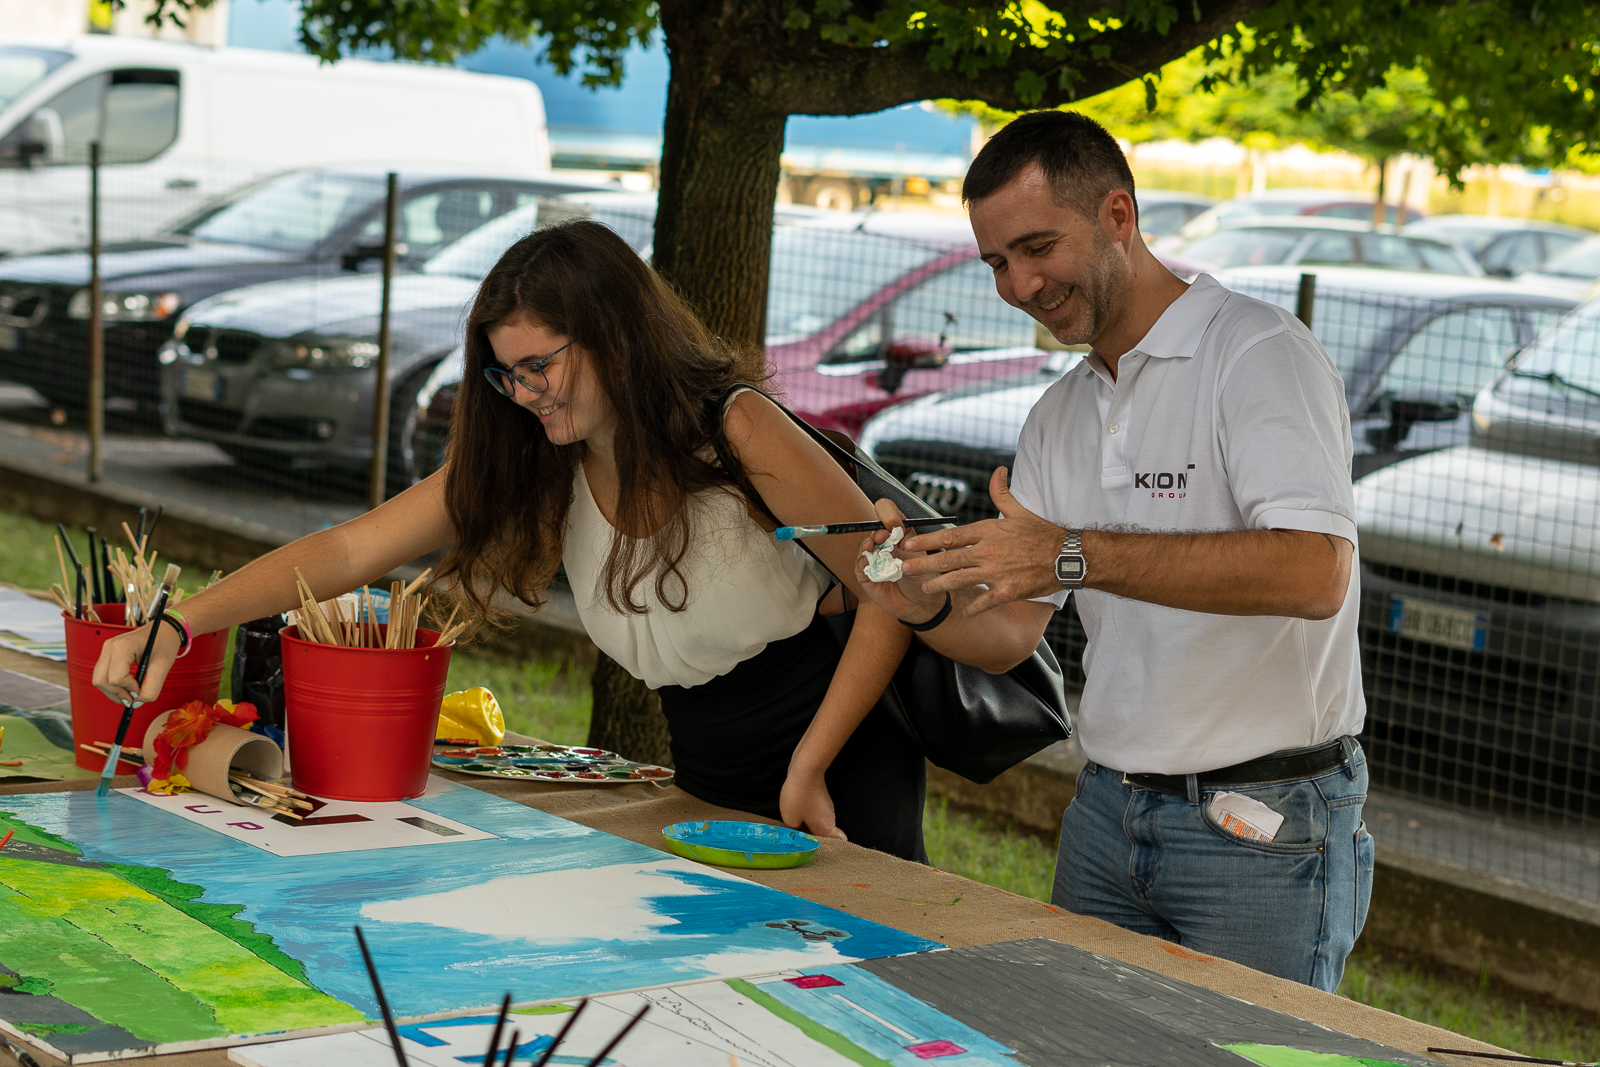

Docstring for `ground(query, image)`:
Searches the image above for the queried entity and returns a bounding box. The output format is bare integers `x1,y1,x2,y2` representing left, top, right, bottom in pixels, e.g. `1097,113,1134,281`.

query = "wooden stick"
401,568,432,600
432,605,460,647
54,535,72,599
229,770,311,799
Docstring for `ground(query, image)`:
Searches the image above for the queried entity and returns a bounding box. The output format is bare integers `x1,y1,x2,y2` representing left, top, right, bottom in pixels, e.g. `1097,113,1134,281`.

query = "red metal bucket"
64,604,230,771
280,624,452,801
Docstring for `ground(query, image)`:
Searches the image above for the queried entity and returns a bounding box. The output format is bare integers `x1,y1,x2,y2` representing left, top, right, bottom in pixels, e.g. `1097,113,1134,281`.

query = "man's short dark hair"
963,110,1137,224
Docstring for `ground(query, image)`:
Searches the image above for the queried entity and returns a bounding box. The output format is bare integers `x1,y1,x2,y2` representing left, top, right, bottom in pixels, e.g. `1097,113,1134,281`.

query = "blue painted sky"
0,785,938,1021
224,0,976,153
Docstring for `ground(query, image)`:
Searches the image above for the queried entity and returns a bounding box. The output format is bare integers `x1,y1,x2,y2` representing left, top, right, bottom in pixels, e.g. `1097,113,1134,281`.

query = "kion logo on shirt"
1135,464,1196,498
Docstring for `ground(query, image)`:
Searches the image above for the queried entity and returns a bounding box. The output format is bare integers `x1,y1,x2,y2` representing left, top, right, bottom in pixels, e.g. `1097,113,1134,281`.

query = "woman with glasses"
93,220,927,861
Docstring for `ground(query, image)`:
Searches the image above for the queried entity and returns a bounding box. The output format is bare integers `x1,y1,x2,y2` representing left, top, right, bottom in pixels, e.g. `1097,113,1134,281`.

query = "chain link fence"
4,159,1600,904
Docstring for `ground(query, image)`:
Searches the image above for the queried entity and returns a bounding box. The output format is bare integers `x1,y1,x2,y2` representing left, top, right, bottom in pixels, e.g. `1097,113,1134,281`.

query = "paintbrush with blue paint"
95,565,177,798
774,516,958,541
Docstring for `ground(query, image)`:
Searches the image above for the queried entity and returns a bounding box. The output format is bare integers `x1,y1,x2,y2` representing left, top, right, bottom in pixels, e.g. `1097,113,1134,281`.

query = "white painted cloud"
360,862,711,943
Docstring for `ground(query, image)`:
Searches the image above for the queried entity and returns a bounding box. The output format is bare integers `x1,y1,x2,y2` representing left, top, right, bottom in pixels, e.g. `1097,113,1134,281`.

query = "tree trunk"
1371,156,1391,228
586,652,674,766
651,12,788,344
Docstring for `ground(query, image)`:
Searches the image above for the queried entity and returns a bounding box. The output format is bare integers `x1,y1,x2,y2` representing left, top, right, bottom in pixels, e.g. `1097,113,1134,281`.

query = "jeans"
1052,741,1375,992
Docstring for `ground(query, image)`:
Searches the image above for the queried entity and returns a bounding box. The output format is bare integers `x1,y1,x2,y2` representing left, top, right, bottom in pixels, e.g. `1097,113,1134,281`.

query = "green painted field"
0,821,363,1042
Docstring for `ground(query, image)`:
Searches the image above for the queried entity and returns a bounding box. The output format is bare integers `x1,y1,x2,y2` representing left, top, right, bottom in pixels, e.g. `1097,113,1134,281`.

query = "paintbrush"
483,993,512,1065
0,1030,42,1067
773,516,958,541
354,925,411,1067
584,1004,649,1067
96,567,177,798
532,999,587,1067
500,1028,520,1066
1429,1050,1598,1066
86,526,101,604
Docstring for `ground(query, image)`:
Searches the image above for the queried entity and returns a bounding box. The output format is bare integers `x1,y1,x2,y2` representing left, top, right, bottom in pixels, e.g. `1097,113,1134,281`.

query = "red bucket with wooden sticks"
63,604,231,771
281,624,454,801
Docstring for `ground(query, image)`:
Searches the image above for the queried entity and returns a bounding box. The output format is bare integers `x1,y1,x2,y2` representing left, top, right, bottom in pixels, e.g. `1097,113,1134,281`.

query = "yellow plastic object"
436,687,505,745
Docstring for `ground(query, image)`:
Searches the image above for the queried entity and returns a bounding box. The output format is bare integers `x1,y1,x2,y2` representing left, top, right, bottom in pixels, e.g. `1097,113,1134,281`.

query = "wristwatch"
1055,529,1086,589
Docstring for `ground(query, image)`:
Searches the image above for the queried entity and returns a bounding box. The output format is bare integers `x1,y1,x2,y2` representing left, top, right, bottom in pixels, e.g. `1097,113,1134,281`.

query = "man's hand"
854,498,955,625
897,467,1065,615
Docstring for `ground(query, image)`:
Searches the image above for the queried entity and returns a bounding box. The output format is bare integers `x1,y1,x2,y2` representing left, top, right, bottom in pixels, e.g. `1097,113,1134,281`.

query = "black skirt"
656,612,927,863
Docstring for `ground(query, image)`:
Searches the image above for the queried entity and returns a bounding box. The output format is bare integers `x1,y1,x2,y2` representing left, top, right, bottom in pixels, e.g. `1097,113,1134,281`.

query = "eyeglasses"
482,341,572,398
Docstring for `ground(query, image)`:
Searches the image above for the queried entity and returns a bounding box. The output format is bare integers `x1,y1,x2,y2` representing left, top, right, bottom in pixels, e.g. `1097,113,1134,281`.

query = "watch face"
1056,557,1083,581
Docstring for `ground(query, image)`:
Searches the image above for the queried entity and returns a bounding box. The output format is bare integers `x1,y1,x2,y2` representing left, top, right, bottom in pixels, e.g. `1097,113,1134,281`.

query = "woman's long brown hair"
436,219,768,634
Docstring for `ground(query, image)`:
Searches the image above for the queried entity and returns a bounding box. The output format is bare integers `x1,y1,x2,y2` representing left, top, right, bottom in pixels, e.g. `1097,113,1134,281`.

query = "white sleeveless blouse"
562,467,831,688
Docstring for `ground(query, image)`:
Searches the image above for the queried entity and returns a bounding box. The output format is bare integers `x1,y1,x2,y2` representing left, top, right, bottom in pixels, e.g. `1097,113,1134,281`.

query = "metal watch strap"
1056,529,1086,589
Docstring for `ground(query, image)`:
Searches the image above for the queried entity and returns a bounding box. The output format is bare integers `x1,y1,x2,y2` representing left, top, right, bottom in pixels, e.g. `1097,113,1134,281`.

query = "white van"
0,35,551,255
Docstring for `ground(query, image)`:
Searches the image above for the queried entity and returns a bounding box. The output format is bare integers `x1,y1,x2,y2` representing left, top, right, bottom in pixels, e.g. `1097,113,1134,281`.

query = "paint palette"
662,819,820,869
431,743,674,785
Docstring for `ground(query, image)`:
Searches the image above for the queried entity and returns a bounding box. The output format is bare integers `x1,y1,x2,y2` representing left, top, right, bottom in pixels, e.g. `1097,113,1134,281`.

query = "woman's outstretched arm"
92,470,457,707
721,391,914,841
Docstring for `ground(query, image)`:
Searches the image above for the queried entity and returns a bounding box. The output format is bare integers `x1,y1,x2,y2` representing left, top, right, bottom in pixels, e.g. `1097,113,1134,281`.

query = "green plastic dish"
661,820,821,869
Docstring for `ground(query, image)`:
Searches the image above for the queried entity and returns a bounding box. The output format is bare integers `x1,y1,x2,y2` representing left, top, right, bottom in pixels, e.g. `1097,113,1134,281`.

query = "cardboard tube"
143,711,284,806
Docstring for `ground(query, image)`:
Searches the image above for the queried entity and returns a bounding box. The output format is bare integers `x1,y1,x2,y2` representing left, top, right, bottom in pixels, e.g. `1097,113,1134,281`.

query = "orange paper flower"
151,699,260,781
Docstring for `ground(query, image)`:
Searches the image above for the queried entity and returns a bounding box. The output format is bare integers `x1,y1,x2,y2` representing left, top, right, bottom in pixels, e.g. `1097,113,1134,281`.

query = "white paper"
0,586,66,643
120,774,498,856
1207,790,1285,843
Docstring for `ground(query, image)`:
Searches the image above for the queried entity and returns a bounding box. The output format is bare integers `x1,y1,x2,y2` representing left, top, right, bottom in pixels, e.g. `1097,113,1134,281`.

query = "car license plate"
1388,595,1488,651
182,368,222,401
0,326,15,351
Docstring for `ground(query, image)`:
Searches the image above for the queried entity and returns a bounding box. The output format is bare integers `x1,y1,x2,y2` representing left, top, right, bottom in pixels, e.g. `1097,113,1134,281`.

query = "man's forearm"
1082,528,1351,619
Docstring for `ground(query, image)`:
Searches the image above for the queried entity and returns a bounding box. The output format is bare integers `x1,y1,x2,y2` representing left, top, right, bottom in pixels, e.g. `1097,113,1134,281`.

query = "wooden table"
0,650,1495,1067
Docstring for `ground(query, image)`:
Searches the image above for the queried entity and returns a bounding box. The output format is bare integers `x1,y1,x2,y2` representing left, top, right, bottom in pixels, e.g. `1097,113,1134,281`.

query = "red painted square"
906,1040,967,1059
783,974,844,989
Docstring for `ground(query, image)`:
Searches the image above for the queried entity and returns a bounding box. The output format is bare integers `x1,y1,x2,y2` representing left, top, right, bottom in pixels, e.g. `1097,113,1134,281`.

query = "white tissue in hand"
861,526,905,582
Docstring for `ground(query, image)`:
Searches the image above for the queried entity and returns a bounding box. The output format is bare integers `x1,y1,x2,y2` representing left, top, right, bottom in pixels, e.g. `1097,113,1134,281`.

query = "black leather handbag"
708,385,1072,784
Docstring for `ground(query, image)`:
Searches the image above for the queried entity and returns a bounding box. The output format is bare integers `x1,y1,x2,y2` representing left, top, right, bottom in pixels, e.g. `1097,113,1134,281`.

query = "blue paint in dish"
661,820,820,868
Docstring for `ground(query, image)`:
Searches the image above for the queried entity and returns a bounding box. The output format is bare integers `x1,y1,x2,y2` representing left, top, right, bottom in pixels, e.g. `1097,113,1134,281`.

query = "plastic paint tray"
431,743,674,785
661,820,820,869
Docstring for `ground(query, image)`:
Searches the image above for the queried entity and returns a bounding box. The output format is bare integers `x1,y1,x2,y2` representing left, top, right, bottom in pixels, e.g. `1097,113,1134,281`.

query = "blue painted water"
0,784,939,1019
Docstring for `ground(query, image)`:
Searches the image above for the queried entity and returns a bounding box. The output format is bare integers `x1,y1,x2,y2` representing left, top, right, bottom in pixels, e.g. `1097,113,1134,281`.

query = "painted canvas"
231,966,1021,1067
0,779,940,1063
230,940,1438,1067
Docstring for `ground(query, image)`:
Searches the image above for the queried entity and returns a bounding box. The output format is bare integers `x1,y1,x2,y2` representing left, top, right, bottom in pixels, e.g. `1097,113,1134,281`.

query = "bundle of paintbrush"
228,771,312,819
49,513,221,626
290,568,468,649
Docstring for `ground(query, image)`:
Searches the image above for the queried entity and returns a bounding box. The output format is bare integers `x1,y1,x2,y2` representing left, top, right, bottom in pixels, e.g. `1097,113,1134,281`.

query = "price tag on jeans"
1208,790,1285,843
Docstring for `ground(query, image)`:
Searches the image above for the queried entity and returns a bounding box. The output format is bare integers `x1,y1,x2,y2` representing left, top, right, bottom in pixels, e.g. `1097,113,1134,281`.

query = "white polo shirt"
1011,274,1365,775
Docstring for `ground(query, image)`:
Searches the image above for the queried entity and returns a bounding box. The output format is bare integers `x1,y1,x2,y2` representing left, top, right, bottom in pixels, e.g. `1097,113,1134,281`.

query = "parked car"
1353,441,1600,818
1163,188,1426,247
156,193,643,492
1135,190,1216,239
1173,219,1480,276
1470,294,1600,464
0,166,600,414
855,268,1576,689
1403,214,1592,278
0,35,552,256
1515,234,1600,297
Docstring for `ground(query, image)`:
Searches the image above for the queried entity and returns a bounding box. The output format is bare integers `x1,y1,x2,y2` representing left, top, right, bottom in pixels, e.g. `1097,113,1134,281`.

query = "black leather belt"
1121,738,1352,797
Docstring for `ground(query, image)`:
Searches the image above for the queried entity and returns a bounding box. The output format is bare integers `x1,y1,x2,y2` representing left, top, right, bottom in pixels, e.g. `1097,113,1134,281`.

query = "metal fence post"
367,172,399,510
86,141,103,483
1295,272,1316,330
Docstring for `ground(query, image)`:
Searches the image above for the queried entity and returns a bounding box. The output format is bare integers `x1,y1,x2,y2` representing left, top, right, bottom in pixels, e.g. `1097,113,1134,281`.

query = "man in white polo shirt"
856,110,1371,992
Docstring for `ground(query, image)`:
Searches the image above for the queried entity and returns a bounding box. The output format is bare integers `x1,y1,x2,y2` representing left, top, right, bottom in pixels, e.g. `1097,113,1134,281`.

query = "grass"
444,646,591,745
3,504,1598,1059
